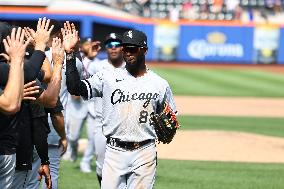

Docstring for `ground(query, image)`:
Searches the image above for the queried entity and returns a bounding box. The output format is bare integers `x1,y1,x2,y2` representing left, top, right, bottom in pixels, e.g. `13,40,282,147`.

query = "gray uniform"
66,56,99,167
82,67,176,189
26,49,84,189
87,59,125,177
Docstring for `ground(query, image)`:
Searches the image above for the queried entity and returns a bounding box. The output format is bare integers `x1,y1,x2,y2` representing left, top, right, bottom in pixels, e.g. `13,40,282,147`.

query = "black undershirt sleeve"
24,50,46,83
0,63,9,86
65,52,88,99
37,70,45,82
0,50,45,86
32,116,49,165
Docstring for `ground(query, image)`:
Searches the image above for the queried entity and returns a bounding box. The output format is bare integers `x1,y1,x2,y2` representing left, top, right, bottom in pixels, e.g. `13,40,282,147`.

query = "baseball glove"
151,102,180,144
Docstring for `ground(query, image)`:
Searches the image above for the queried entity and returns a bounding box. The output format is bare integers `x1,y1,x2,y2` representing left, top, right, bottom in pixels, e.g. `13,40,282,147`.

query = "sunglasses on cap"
105,41,122,49
122,46,145,54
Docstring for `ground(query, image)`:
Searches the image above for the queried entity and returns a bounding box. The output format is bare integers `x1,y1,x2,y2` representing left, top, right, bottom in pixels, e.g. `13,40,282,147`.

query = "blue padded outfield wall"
177,25,254,63
277,27,284,64
1,10,284,64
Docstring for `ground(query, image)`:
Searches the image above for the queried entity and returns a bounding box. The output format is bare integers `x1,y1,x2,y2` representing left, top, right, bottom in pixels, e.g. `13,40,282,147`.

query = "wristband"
66,52,75,61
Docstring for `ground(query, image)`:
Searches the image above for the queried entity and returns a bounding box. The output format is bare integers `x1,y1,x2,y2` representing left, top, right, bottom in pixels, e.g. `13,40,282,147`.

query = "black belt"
107,138,154,151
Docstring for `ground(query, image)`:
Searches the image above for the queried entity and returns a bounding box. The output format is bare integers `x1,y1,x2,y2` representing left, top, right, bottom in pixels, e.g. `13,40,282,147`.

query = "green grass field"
80,115,284,139
179,115,284,137
152,68,284,97
59,67,284,188
59,158,284,189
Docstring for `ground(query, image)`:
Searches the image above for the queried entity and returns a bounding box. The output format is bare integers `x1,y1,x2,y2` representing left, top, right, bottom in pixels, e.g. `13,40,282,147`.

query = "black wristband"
66,51,75,61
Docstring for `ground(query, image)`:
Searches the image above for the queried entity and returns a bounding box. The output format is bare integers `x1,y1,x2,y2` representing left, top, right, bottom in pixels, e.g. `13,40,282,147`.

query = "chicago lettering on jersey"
111,89,159,108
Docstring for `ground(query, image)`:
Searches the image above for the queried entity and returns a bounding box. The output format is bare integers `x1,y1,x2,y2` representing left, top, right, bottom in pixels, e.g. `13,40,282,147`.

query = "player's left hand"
0,53,10,63
24,27,36,47
38,164,52,189
61,21,79,53
59,137,68,156
23,80,40,100
87,41,101,58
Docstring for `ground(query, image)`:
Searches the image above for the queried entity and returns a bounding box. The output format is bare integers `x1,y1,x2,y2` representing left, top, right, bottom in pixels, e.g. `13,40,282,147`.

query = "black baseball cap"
80,37,92,44
122,30,147,47
104,33,122,45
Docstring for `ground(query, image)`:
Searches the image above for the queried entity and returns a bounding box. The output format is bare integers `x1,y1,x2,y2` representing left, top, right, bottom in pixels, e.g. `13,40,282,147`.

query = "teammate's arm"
46,98,67,156
24,17,54,83
65,51,88,98
62,21,89,98
40,57,52,83
0,27,30,114
0,18,53,86
36,37,64,108
0,50,46,86
51,112,67,155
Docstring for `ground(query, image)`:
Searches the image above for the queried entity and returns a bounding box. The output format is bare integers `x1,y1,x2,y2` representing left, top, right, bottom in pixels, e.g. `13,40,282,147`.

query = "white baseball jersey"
82,57,101,118
87,59,125,121
83,67,177,142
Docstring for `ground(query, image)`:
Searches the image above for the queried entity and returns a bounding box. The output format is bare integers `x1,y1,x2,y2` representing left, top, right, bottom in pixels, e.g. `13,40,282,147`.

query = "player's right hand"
3,27,31,64
51,37,64,66
24,27,36,47
61,21,79,53
38,164,52,189
34,17,54,51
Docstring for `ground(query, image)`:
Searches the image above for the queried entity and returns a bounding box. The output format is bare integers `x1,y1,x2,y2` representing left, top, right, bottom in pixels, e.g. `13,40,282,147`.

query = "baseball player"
79,37,102,173
85,32,125,184
26,20,85,189
65,37,100,170
0,26,30,189
64,23,177,189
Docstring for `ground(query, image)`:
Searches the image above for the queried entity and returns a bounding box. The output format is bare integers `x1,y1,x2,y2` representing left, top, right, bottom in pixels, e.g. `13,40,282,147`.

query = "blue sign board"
177,25,254,63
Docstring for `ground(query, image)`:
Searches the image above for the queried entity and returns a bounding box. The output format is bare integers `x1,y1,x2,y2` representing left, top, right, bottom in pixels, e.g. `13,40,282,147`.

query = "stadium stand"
84,0,284,22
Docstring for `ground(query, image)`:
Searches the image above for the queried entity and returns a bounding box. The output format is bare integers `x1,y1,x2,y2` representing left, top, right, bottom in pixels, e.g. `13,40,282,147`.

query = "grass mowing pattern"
59,157,284,189
152,68,284,97
178,115,284,138
155,159,284,189
59,156,100,189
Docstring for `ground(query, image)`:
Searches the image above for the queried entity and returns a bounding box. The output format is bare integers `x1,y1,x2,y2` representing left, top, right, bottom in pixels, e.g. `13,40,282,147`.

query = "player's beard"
125,54,146,76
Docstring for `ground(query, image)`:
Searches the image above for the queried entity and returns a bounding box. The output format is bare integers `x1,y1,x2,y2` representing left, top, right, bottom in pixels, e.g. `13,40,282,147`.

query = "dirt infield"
175,96,284,117
157,130,284,163
79,130,284,163
78,96,284,163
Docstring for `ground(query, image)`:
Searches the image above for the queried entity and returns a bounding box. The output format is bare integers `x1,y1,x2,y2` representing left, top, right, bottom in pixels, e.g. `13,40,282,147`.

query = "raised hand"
51,37,64,66
33,17,54,51
61,21,79,53
3,27,31,64
24,27,36,47
87,41,101,58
